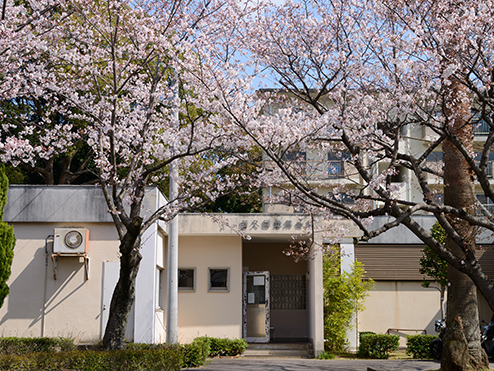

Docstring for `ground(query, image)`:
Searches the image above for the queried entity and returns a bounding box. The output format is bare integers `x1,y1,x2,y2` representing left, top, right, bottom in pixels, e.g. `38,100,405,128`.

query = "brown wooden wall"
355,244,494,281
355,245,424,280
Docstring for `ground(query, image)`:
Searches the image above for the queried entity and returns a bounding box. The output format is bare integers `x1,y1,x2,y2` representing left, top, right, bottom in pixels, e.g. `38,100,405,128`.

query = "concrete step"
246,343,310,350
242,342,312,358
242,349,309,358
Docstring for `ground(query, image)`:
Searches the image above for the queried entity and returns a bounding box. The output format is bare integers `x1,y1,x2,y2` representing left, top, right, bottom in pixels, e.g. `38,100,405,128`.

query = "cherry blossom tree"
0,0,255,350
190,0,494,368
5,0,494,366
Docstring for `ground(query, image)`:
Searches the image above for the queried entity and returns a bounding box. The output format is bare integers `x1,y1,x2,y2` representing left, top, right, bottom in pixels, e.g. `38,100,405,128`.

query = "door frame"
242,271,270,343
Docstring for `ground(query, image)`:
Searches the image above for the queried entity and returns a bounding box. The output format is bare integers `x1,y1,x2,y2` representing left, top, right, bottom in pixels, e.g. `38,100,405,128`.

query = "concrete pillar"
308,235,324,356
340,239,357,351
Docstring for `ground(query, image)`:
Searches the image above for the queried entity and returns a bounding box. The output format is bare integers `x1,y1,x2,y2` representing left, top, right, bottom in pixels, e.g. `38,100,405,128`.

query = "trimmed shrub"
181,337,210,368
359,331,375,341
207,337,247,357
0,348,183,371
358,333,399,359
0,337,76,355
0,336,246,370
406,334,437,359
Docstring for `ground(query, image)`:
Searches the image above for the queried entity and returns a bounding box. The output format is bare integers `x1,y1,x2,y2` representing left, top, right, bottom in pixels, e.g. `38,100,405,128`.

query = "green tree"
198,147,263,213
0,97,96,185
420,222,447,319
0,164,15,308
322,247,374,353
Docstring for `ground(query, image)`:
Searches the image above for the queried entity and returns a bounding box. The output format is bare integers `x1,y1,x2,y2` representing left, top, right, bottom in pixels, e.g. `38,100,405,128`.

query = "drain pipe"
41,235,53,338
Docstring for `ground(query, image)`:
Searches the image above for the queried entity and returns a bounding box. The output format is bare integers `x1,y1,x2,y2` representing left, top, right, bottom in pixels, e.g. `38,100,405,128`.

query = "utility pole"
166,77,179,344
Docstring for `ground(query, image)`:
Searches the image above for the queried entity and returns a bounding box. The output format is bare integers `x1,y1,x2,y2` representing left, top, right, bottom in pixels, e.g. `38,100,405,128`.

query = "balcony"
473,119,490,136
266,152,358,183
476,194,494,216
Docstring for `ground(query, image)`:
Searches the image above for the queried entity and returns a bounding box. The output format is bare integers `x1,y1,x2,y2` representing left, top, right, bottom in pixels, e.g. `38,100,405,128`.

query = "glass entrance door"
243,271,270,343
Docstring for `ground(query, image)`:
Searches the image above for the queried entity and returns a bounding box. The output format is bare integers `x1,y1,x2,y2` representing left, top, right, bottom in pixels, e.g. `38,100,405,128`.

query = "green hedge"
0,348,184,371
358,333,399,359
0,336,246,370
406,334,437,359
0,337,76,355
206,337,247,357
181,337,210,368
181,337,247,367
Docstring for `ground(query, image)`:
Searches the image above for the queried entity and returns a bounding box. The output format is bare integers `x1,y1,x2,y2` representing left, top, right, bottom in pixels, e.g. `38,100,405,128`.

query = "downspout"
42,235,53,337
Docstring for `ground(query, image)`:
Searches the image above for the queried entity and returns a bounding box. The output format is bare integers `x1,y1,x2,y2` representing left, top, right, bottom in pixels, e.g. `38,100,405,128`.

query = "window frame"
178,268,196,292
327,152,350,178
156,266,164,309
208,267,230,292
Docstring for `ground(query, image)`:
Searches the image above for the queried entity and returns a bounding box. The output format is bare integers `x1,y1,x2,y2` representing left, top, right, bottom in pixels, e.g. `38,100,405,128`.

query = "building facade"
2,184,492,353
1,185,361,354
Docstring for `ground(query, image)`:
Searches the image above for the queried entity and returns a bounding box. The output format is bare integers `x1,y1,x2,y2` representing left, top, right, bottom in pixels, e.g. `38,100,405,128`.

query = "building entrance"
243,271,270,343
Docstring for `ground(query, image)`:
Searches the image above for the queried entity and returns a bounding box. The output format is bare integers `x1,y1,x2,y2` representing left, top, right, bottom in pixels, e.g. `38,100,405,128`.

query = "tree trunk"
441,75,489,370
43,157,54,185
102,218,142,350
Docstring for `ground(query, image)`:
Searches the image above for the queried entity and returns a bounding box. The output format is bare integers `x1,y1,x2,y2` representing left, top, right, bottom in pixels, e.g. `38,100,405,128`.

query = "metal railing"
474,120,490,135
267,159,349,179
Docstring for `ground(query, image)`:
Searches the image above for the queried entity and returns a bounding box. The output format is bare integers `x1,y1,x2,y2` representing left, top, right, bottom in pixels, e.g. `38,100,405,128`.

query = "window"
425,153,443,176
208,268,229,292
328,153,350,178
378,162,406,183
283,151,307,175
329,192,355,205
474,153,494,179
178,268,195,291
156,267,164,309
487,162,493,179
426,152,443,163
283,151,306,162
431,193,444,205
477,194,494,215
472,113,490,135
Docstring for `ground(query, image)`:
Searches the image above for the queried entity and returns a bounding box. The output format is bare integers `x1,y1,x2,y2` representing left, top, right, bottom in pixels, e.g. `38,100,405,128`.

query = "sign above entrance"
238,219,311,232
178,213,362,238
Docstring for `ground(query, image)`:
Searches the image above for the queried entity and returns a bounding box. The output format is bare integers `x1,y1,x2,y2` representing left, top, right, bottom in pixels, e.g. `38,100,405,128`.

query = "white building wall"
0,222,120,343
176,236,243,343
358,281,443,346
134,224,159,344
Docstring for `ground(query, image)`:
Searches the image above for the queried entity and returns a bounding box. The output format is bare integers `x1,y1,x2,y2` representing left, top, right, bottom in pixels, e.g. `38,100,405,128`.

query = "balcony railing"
477,203,494,216
266,159,351,180
487,162,493,178
473,120,490,135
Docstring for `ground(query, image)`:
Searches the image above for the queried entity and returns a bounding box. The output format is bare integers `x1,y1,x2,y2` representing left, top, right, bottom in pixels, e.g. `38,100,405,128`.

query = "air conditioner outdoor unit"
53,228,89,254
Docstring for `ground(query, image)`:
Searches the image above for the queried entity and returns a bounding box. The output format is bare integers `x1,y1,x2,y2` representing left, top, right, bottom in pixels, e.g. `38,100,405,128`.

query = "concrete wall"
177,236,243,343
0,222,120,343
358,281,443,346
5,185,167,226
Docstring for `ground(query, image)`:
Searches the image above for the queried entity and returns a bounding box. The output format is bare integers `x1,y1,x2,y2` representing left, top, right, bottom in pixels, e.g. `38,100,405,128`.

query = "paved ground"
186,358,442,371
